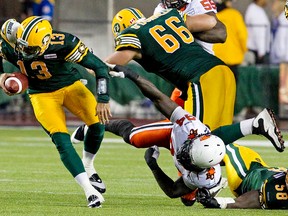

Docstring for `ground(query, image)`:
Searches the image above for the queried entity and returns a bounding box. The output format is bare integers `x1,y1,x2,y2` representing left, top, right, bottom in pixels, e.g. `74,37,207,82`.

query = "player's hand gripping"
106,63,139,80
196,188,221,208
96,102,111,124
144,145,160,170
0,73,17,95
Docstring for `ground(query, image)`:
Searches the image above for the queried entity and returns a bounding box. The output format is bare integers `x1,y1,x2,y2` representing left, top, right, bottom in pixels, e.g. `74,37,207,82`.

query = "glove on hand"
106,63,139,80
144,145,160,170
196,188,221,208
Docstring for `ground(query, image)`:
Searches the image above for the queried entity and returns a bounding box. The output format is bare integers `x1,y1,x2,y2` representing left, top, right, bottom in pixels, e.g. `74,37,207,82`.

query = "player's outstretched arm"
107,64,178,119
144,146,193,198
197,188,261,209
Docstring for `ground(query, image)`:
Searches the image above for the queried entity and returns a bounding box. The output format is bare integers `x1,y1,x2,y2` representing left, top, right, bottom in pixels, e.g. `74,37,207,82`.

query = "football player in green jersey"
106,63,286,209
107,7,235,131
197,143,288,209
0,17,111,208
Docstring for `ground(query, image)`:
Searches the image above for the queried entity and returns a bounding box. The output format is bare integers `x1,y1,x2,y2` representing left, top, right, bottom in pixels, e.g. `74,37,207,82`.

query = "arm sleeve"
81,51,110,103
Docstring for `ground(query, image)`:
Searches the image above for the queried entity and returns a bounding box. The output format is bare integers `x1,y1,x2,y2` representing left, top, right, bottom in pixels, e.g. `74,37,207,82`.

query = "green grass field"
0,126,287,216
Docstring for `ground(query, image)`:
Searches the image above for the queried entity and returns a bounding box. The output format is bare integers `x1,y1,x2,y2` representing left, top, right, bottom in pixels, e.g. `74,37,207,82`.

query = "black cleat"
89,173,106,194
87,195,102,208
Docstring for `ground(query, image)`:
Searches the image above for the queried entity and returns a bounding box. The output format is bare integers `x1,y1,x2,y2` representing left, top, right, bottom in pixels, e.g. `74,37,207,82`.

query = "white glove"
105,62,126,78
109,71,125,78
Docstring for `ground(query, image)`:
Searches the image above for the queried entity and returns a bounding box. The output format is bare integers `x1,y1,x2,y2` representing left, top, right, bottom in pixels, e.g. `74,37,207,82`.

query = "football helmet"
16,16,52,60
285,0,288,20
176,134,226,170
111,7,145,38
1,19,21,44
161,0,192,9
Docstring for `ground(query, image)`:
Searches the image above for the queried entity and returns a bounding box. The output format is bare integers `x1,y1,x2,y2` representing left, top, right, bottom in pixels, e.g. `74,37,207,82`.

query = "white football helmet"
1,19,21,44
177,134,226,170
161,0,192,9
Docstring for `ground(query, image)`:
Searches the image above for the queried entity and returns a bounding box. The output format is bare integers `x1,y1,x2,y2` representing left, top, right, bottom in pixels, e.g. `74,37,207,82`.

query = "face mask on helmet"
111,7,145,38
161,0,192,9
176,134,226,171
16,16,52,60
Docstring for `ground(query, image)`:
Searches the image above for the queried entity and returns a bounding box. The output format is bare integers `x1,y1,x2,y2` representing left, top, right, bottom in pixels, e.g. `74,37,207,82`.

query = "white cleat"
252,108,285,152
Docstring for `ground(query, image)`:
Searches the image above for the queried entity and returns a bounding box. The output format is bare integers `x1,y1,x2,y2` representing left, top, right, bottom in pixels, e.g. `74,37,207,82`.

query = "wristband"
97,78,108,95
215,197,235,209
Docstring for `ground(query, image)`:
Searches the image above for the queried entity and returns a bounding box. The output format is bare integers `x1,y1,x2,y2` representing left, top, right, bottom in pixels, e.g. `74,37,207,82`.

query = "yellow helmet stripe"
127,7,143,19
21,17,44,41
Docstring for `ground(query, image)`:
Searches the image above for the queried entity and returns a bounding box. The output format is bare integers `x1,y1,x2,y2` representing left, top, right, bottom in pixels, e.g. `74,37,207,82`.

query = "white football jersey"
184,164,221,189
153,0,217,54
169,106,210,155
169,106,221,190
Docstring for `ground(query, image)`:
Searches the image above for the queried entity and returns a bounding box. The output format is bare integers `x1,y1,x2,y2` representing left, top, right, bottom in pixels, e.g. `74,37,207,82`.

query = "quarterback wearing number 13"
0,16,111,208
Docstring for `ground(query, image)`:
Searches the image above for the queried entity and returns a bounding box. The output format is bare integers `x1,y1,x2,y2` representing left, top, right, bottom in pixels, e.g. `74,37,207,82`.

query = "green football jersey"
240,166,288,209
114,9,225,91
0,31,109,102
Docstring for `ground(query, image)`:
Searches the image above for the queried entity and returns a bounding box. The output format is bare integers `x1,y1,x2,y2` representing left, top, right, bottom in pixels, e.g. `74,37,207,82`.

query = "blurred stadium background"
1,0,287,130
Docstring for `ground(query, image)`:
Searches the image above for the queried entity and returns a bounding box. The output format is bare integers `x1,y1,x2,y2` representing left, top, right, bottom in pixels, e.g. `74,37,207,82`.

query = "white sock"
74,172,96,198
240,118,254,136
82,150,96,177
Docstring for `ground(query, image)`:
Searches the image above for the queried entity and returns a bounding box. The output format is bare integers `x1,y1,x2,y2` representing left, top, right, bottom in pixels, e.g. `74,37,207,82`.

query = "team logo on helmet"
42,34,50,46
113,23,121,35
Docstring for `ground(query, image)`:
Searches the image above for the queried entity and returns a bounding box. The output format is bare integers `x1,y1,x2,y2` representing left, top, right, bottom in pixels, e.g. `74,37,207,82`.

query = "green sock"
212,122,244,145
51,132,85,177
84,123,105,154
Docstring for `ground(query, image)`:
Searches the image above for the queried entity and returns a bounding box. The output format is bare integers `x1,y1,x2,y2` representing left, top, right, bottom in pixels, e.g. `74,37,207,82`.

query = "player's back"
116,9,224,89
239,165,288,209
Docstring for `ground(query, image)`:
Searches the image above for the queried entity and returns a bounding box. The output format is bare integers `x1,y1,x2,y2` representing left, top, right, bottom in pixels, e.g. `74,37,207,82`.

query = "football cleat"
252,108,285,152
90,173,106,194
71,124,87,144
87,195,102,208
180,189,197,206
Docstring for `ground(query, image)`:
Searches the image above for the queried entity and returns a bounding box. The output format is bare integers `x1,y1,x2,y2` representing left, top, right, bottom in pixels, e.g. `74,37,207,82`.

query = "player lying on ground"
72,64,285,206
195,143,288,209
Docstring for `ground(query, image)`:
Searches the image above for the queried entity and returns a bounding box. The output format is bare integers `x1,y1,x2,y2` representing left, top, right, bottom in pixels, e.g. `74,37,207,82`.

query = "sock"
212,122,243,145
239,118,254,136
82,150,96,177
84,123,105,154
51,132,85,177
74,172,98,199
105,119,135,143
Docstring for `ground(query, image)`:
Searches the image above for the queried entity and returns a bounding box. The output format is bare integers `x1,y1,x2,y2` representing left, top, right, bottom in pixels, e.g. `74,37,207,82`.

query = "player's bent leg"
130,120,173,149
83,123,106,193
105,119,135,144
180,189,198,206
252,108,285,152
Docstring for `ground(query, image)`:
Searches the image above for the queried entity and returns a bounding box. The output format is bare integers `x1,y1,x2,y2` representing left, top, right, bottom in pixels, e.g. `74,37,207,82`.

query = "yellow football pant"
29,80,99,134
184,65,236,131
224,144,268,197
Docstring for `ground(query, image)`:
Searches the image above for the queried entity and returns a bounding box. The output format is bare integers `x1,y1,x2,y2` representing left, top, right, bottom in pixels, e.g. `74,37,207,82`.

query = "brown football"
4,72,28,94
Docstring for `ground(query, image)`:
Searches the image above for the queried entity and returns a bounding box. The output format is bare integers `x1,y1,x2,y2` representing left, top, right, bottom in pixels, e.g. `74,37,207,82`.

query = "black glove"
196,188,220,208
144,146,160,170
